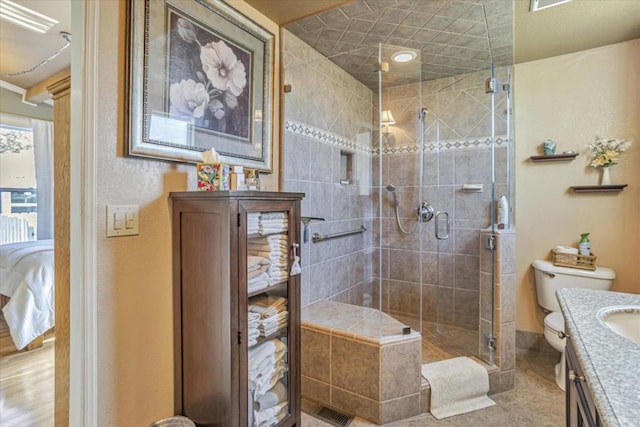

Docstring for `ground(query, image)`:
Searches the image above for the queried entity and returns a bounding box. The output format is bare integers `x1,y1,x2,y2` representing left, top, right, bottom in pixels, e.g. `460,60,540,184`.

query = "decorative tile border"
285,120,371,154
375,136,510,155
285,120,509,156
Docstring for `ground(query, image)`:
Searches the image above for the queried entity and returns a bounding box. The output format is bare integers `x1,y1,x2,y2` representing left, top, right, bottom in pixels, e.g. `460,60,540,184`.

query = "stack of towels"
249,338,289,427
258,212,288,235
248,212,261,235
248,312,261,347
247,255,272,294
247,212,288,236
254,382,288,426
248,296,288,339
248,234,289,287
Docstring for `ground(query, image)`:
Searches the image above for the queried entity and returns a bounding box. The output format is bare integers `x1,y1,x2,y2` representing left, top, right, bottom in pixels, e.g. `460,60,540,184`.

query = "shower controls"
418,202,434,222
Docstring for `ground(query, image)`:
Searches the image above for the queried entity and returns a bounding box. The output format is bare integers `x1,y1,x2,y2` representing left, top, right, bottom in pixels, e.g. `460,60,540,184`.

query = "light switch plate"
107,205,139,237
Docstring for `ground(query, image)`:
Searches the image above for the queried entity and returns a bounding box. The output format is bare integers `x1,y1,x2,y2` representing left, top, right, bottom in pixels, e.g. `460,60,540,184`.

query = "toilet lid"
544,312,565,333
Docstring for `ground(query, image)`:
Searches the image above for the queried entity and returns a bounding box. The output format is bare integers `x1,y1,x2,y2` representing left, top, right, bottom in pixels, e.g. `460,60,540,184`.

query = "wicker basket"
552,249,597,271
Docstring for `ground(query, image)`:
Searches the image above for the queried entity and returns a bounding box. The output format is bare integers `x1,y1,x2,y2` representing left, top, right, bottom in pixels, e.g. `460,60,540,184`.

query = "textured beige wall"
94,1,279,424
514,39,640,333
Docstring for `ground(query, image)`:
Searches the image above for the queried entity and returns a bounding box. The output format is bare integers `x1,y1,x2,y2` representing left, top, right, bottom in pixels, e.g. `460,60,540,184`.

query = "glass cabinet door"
243,205,298,427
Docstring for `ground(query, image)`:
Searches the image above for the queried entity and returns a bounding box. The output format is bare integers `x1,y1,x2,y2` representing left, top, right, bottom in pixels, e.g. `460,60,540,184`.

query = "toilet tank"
532,260,616,312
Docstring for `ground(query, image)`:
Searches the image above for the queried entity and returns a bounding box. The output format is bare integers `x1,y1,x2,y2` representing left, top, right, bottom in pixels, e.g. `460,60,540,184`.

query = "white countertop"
557,288,640,427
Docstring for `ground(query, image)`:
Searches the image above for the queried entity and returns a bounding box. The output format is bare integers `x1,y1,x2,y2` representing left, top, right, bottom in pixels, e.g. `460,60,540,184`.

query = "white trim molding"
69,0,98,425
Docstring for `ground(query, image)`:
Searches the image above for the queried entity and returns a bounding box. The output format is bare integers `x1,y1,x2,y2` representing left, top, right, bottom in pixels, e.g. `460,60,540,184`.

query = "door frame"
66,0,98,425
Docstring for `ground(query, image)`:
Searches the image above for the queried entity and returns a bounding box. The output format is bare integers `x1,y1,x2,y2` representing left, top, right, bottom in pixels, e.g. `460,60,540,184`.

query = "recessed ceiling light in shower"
391,51,417,63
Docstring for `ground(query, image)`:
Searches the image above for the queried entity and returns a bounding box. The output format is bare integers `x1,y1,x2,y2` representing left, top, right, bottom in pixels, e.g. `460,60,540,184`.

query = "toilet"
531,259,615,390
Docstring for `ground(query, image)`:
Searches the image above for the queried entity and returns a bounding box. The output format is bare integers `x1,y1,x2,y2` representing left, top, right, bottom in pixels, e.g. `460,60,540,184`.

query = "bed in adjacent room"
0,239,54,350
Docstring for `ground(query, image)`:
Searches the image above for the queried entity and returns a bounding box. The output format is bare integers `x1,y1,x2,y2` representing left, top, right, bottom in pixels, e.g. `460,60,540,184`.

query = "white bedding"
0,239,54,350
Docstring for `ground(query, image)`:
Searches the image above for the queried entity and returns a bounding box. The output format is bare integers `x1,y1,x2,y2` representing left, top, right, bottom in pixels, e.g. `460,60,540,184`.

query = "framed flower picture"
127,0,274,170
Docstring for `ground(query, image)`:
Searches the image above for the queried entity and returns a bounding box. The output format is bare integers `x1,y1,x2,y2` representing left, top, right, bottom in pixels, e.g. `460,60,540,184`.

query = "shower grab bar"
312,225,366,243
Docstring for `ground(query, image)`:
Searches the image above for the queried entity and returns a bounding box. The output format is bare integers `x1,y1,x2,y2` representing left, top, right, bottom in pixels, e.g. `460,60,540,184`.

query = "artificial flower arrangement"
585,136,633,168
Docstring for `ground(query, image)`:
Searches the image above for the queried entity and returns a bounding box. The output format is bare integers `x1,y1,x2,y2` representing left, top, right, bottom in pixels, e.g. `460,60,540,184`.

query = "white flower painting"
168,11,251,139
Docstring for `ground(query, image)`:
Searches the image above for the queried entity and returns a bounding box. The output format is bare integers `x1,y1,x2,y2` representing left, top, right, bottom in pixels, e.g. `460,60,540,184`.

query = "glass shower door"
376,43,425,333
430,65,511,365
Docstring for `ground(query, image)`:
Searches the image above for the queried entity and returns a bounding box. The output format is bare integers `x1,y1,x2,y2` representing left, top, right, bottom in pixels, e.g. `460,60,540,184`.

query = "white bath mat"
421,356,495,420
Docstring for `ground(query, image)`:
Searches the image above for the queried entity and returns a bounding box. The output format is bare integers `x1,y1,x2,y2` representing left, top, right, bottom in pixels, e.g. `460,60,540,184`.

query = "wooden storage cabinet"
170,191,304,427
565,337,600,427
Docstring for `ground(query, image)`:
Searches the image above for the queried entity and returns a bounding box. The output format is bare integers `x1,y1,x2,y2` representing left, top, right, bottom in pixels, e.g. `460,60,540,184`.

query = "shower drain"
312,406,354,427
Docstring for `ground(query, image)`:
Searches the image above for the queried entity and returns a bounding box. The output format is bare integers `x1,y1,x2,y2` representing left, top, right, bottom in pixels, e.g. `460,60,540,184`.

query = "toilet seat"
544,312,565,334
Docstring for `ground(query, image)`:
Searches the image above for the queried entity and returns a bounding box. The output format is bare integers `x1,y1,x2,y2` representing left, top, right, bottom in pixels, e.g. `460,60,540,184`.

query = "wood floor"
0,334,54,426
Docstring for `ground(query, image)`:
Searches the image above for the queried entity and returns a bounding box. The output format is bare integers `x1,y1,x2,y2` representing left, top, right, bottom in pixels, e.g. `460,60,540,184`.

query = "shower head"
386,184,399,207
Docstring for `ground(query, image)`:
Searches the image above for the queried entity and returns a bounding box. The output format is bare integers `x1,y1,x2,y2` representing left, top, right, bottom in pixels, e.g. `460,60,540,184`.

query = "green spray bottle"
579,233,590,256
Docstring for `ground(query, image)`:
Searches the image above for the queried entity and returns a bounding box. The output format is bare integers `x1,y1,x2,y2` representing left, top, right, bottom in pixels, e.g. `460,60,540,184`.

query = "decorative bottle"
578,233,590,256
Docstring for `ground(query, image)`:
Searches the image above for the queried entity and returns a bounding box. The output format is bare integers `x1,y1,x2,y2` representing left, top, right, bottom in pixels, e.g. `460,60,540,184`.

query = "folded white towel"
248,339,286,374
247,243,288,253
260,222,288,228
248,256,271,268
259,229,288,236
248,281,269,294
255,382,287,411
249,296,287,318
248,251,288,263
268,266,288,275
249,264,270,280
251,235,288,243
254,401,287,427
248,272,269,285
254,361,287,396
248,273,269,293
260,212,287,220
556,245,579,254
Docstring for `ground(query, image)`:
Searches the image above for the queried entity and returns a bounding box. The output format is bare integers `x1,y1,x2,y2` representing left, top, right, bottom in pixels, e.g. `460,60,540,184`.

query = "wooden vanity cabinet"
565,337,601,427
170,191,304,427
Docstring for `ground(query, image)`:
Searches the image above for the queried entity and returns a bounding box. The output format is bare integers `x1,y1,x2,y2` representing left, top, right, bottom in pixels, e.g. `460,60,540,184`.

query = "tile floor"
301,348,564,426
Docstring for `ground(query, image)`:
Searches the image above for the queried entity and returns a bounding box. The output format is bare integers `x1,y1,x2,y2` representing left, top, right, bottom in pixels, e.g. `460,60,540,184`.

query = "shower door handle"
435,211,449,240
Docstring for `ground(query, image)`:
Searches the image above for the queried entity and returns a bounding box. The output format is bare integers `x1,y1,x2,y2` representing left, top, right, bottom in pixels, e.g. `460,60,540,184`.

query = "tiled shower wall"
283,30,515,381
373,67,511,339
282,31,374,307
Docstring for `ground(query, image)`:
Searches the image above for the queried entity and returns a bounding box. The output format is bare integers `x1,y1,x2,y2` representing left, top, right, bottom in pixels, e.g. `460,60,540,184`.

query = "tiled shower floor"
420,323,479,363
301,347,564,426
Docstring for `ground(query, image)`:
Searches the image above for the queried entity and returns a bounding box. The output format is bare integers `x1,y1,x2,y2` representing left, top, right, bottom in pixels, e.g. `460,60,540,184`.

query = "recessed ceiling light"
391,51,417,63
0,0,59,34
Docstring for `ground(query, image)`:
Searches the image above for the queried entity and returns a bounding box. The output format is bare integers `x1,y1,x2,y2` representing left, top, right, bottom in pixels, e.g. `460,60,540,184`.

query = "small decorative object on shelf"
600,166,611,185
585,136,633,185
542,139,557,155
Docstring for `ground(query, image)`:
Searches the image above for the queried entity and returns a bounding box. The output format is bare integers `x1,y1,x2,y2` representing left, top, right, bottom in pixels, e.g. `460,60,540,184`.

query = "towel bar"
312,225,366,243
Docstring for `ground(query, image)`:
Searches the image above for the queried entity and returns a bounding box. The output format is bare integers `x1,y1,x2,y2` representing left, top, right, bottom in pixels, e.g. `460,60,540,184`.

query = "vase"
600,167,611,185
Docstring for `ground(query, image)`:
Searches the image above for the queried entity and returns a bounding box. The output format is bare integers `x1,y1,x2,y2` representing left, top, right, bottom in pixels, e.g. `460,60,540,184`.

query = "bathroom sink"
597,306,640,345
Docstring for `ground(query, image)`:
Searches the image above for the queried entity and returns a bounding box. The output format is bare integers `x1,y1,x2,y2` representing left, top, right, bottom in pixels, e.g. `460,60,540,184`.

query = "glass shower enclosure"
375,43,513,366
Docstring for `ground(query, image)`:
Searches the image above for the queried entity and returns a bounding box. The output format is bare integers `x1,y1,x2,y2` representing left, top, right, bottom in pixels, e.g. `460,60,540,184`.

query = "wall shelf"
530,153,579,162
570,184,628,193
